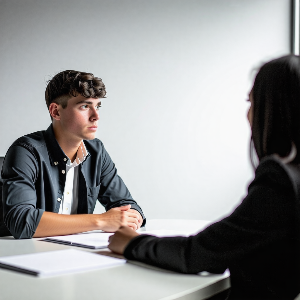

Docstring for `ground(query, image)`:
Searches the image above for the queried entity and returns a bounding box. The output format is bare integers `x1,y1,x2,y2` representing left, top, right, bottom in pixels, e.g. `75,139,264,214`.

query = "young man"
0,70,145,239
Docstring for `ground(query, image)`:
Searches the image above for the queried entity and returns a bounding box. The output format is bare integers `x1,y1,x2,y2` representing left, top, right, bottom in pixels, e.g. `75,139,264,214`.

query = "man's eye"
80,105,89,109
96,105,102,110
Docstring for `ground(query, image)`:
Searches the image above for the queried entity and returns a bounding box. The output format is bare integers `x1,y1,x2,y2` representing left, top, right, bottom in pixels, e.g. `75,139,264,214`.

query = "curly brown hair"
45,70,106,109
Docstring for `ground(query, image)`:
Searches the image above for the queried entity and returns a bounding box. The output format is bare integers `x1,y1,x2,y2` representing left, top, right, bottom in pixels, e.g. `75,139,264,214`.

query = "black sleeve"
124,158,295,274
1,145,44,239
97,143,146,225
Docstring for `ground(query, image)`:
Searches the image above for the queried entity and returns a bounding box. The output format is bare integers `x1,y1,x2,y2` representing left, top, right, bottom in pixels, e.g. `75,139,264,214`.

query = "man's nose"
90,108,100,121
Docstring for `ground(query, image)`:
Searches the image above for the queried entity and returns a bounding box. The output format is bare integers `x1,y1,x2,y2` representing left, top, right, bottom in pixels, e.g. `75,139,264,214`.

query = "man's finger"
125,211,140,219
128,223,137,231
126,219,139,231
112,205,131,212
127,216,139,225
116,204,131,211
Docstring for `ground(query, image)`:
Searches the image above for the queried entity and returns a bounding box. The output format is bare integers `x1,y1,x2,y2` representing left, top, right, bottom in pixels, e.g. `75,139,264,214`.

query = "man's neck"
52,125,81,163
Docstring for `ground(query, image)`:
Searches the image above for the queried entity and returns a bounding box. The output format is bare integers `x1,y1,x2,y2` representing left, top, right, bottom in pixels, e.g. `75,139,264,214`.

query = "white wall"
0,0,291,221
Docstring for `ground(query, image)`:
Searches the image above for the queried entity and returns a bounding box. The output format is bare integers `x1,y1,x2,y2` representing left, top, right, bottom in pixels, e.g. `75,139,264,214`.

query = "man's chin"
83,133,97,140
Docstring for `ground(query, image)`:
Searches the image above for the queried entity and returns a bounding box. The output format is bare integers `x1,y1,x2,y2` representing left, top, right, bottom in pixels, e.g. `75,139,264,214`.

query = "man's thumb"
118,205,131,211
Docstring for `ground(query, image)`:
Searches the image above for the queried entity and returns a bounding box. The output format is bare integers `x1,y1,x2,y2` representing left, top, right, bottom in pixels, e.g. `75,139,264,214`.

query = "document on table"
137,229,192,237
41,229,193,250
41,232,113,249
0,249,125,277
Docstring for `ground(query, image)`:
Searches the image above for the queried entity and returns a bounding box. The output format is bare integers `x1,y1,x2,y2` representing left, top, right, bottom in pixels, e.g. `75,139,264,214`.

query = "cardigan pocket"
87,184,101,213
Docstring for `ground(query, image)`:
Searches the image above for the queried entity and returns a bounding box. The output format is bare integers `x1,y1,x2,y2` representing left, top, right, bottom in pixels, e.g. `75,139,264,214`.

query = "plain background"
0,0,291,221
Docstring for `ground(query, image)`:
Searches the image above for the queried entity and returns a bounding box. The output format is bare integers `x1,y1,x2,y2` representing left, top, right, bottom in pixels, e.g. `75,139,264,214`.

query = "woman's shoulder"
254,155,300,196
258,155,300,175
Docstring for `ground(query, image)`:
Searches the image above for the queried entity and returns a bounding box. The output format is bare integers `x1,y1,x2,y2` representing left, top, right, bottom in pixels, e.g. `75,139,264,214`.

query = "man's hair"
45,70,106,109
251,55,300,166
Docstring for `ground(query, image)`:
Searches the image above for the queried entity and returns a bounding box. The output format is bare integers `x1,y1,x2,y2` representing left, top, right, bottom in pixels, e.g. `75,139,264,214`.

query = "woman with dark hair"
108,55,300,300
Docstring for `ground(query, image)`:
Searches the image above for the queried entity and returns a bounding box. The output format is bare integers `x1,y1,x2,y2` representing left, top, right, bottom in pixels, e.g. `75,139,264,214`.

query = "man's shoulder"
82,139,111,168
11,130,47,151
83,138,104,154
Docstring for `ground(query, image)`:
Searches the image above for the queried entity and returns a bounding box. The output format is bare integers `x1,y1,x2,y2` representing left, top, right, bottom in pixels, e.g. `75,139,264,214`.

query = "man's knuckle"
121,214,126,222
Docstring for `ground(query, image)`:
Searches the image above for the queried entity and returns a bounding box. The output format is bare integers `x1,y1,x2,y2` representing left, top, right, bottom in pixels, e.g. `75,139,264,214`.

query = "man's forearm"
33,205,141,238
33,211,100,237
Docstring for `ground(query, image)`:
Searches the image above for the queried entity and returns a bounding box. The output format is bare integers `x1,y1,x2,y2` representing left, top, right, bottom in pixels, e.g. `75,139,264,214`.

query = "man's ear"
49,103,61,120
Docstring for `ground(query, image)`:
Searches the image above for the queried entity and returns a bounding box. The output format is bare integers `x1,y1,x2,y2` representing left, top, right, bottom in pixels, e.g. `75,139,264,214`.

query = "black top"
124,157,300,300
0,125,145,239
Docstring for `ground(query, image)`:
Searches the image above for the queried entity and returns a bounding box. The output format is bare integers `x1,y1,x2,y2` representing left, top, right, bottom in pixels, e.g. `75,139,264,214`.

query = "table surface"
0,219,230,300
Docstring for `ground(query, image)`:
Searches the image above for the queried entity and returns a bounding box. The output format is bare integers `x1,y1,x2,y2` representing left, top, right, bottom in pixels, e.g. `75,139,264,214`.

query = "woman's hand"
108,226,140,254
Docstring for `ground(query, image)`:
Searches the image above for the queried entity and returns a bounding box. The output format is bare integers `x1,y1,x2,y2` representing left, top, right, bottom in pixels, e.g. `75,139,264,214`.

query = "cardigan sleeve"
124,157,296,274
1,144,44,239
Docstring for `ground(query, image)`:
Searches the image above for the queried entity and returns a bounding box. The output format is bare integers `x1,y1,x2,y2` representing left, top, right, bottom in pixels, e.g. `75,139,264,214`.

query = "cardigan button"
57,198,62,202
62,170,65,174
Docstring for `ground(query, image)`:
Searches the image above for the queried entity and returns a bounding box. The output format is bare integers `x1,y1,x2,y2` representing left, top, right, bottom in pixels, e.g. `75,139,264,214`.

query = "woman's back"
229,157,300,299
124,156,300,299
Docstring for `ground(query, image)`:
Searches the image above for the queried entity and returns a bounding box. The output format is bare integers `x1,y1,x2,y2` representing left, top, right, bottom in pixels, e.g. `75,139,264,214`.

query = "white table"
0,220,230,300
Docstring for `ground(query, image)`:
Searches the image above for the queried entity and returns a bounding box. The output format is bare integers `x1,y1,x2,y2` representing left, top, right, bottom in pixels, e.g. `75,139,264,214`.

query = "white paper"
42,232,113,249
0,249,125,277
41,229,195,250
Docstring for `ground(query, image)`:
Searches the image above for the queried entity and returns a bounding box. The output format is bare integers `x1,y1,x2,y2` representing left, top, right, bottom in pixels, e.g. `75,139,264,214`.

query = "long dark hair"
251,55,300,166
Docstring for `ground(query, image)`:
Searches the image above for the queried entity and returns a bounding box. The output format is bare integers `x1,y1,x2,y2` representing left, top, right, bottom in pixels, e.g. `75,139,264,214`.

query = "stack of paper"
0,249,125,277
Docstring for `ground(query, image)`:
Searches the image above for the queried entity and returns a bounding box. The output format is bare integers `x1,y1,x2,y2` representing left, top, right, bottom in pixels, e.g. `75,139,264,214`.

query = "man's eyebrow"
76,100,102,105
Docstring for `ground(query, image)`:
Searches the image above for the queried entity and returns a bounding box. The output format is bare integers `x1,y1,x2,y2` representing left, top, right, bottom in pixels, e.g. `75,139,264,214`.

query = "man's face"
55,94,101,142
